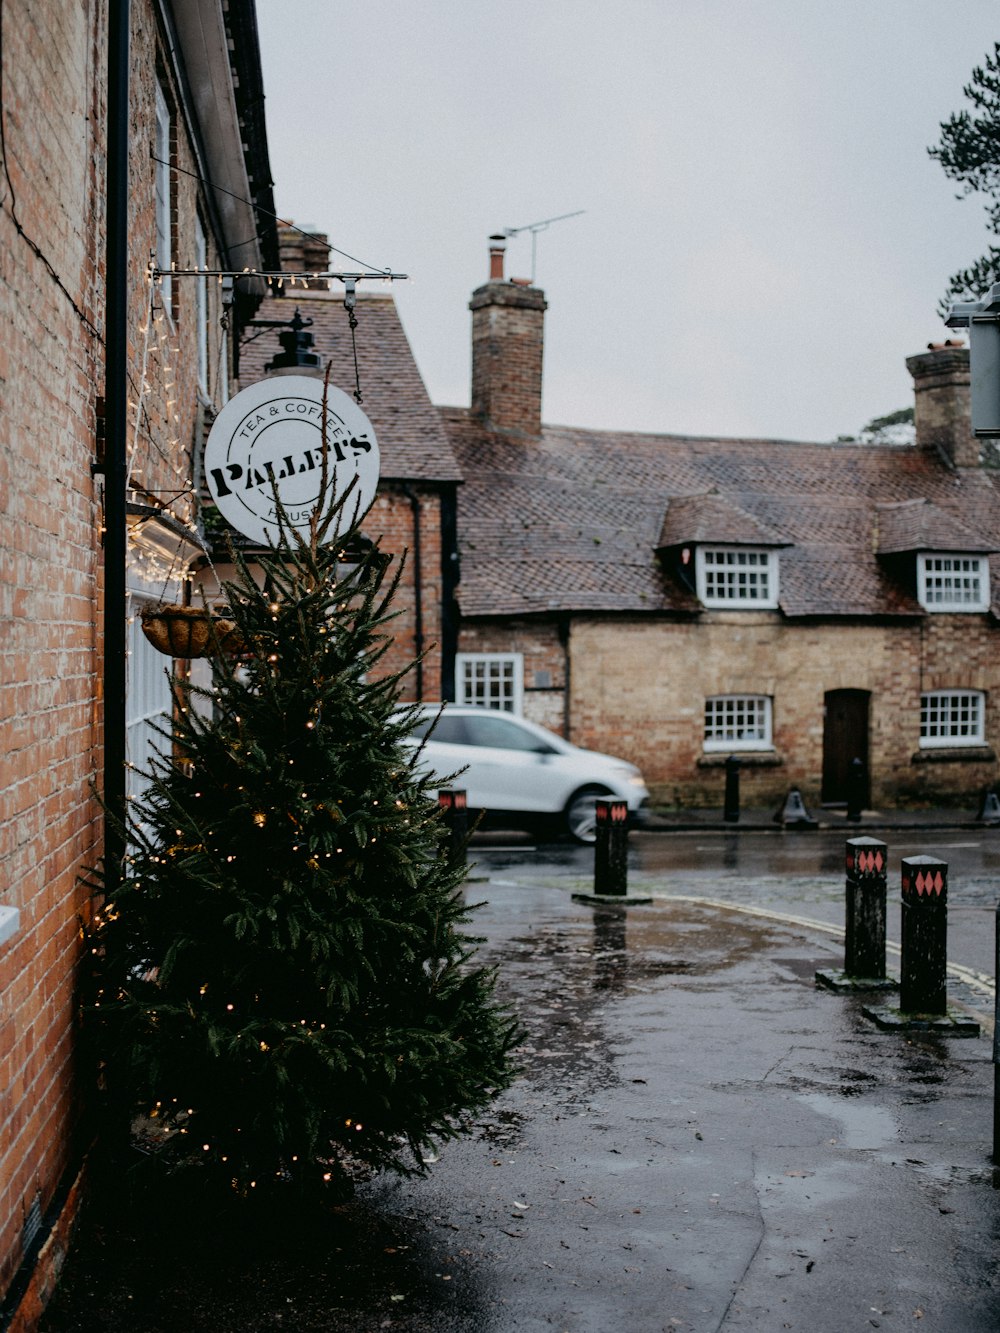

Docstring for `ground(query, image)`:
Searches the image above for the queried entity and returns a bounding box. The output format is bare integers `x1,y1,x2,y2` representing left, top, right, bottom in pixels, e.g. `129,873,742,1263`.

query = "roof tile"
443,410,1000,619
240,291,462,483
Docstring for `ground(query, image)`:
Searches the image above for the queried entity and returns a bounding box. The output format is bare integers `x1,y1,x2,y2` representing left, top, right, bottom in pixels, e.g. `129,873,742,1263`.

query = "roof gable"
240,291,462,483
875,498,998,555
657,493,791,550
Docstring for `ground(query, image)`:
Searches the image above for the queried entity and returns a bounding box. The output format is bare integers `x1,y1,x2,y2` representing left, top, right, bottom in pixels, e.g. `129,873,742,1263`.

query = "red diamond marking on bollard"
902,875,911,894
874,851,884,871
847,853,855,872
933,871,944,895
915,872,927,896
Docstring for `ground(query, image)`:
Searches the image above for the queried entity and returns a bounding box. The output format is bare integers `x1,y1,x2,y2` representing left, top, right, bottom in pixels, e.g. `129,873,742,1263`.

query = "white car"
399,704,650,842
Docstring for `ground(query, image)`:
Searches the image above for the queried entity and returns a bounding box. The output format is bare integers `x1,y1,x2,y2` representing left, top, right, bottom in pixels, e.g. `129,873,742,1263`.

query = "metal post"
437,789,467,872
844,837,888,979
899,856,948,1015
846,757,865,824
594,799,629,897
723,754,741,824
994,902,1000,1167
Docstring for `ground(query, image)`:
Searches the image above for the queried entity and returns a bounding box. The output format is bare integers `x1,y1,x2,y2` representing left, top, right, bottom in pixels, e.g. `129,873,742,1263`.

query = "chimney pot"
488,234,507,281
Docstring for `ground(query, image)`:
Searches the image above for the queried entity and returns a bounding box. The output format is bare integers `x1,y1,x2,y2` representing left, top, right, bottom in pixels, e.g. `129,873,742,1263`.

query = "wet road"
468,827,1000,1010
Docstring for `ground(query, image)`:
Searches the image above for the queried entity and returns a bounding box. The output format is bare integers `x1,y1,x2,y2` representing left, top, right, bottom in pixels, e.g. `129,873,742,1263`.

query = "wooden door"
822,689,870,804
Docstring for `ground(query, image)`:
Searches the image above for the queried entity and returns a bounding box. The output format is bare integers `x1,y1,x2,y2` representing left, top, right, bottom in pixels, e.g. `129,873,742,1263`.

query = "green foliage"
835,406,914,446
930,43,1000,309
85,498,518,1199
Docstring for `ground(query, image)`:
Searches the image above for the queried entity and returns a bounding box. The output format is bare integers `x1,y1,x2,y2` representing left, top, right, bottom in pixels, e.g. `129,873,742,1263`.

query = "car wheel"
564,786,611,844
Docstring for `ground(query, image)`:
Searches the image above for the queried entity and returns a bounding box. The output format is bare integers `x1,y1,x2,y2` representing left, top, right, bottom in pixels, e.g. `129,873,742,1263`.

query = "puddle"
797,1090,898,1150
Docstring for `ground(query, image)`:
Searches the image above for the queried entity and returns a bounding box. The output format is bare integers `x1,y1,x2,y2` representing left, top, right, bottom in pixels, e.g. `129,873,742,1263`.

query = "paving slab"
40,880,1000,1332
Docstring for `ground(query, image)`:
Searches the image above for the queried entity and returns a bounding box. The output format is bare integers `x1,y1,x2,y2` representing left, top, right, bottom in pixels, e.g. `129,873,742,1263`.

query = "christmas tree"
86,481,518,1199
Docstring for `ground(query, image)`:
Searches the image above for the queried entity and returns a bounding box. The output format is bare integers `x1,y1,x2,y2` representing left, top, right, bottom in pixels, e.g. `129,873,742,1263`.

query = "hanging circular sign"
203,375,380,545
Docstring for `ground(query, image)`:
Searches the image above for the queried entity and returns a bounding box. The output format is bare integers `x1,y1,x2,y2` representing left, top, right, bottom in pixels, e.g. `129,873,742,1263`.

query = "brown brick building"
0,3,275,1324
443,240,1000,812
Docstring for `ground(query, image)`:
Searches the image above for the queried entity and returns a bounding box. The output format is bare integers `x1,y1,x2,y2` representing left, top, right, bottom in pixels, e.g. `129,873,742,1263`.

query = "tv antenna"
504,209,585,284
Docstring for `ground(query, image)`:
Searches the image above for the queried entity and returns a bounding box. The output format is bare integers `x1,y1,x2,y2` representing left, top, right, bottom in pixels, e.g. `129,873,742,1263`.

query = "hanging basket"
140,605,242,658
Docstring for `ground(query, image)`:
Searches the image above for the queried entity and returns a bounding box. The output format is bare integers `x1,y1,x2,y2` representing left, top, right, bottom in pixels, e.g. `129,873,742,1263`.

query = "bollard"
437,788,468,873
863,855,978,1035
723,754,741,824
594,798,629,897
978,787,1000,827
846,757,866,824
844,838,888,979
899,856,948,1015
816,838,896,992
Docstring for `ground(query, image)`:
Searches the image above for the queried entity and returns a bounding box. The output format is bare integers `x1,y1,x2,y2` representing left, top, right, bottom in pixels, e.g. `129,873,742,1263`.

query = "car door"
460,712,562,813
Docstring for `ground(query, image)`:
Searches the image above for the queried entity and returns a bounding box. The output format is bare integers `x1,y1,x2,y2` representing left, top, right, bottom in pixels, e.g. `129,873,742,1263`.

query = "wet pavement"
42,867,1000,1332
473,825,1000,990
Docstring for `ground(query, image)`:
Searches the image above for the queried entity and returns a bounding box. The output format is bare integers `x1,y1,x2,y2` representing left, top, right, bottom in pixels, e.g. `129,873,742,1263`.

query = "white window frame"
696,546,778,609
154,80,173,309
917,553,989,612
456,652,524,714
704,694,773,752
195,215,208,393
126,596,174,806
919,689,985,749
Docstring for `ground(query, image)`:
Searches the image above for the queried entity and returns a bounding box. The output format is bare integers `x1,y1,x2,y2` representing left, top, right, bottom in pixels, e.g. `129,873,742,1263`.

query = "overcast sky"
255,2,999,443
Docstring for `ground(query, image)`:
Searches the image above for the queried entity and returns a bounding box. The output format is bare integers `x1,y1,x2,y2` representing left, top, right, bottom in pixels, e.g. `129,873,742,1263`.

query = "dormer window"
695,547,778,609
916,554,989,612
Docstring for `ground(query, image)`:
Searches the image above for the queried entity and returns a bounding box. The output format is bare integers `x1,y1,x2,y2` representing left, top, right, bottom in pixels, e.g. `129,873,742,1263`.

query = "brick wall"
469,283,547,437
458,618,567,731
0,0,236,1316
0,0,105,1303
906,345,979,469
367,485,445,701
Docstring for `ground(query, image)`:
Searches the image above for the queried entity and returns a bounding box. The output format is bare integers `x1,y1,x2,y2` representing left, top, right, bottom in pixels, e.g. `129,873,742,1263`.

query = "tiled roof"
442,410,1000,619
874,498,997,555
657,493,790,549
240,290,462,483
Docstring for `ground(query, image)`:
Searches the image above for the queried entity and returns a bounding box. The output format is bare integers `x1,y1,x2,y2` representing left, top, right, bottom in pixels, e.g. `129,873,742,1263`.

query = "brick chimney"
469,235,547,437
905,342,979,468
276,220,331,289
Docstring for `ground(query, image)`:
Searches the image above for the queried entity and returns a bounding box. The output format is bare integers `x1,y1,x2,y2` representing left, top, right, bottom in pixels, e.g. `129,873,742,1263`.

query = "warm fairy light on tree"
82,481,518,1201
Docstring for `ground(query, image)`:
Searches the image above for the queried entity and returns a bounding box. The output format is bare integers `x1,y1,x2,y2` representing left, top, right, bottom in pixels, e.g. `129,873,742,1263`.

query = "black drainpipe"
558,614,571,740
401,483,424,700
439,482,459,701
102,0,130,892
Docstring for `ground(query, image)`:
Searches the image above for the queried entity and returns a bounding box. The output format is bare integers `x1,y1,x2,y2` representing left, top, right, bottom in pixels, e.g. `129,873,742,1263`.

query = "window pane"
457,653,522,712
919,555,988,610
126,603,172,805
704,694,772,750
920,690,984,746
464,715,539,750
426,715,467,745
700,548,775,605
154,82,172,307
